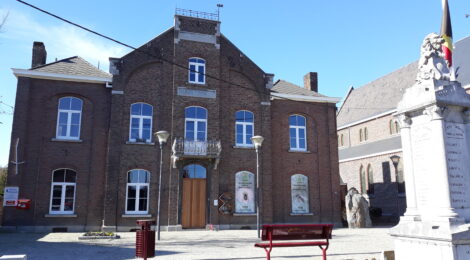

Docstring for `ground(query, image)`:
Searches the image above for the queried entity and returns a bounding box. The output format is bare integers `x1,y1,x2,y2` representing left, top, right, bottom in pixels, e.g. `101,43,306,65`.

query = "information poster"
291,174,309,214
3,187,19,206
235,171,255,213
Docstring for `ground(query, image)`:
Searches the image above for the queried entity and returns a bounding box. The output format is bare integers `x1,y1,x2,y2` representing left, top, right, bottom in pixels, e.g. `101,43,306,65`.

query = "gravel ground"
0,226,394,260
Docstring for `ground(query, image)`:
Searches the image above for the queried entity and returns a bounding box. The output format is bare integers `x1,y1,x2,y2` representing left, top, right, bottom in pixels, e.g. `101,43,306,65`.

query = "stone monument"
345,187,372,228
390,33,470,259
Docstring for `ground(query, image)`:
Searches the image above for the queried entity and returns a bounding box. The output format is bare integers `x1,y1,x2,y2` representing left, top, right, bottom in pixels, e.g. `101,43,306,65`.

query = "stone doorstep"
0,255,27,260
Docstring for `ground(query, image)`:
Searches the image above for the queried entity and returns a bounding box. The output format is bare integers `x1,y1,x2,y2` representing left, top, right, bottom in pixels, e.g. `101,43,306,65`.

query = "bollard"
136,219,156,259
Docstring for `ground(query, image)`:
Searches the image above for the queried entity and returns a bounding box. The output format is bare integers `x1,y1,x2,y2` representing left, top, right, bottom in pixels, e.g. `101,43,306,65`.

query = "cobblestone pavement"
0,226,394,260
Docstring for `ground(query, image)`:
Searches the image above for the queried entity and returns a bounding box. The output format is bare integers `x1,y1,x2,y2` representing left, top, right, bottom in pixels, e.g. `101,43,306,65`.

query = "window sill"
122,214,152,218
51,138,82,143
45,214,77,218
126,141,155,145
188,82,206,86
233,213,256,216
288,150,311,153
290,213,314,216
233,145,255,150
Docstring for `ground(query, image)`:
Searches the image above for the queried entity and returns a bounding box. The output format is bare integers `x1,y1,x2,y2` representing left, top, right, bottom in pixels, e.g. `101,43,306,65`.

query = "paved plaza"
0,226,394,260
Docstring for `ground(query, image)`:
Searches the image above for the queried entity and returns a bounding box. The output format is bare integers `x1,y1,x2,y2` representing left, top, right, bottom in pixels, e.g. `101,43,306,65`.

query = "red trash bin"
136,219,156,259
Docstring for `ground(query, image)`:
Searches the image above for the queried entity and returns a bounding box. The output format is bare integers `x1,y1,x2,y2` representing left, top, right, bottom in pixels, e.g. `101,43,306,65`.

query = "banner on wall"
235,172,255,213
3,187,19,207
291,175,309,214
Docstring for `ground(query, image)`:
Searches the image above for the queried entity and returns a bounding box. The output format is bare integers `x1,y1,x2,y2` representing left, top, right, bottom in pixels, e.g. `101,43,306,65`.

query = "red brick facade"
3,14,341,231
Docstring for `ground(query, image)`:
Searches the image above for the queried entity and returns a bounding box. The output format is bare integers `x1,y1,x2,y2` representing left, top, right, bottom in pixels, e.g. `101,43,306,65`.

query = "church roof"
31,56,111,79
337,36,470,129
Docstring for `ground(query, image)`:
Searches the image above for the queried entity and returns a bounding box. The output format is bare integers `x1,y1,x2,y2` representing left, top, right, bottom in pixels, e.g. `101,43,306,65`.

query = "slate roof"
271,80,327,97
31,56,111,79
338,135,402,161
337,36,470,128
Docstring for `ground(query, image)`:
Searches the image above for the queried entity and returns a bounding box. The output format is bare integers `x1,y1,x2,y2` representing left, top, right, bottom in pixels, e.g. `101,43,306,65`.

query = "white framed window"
56,97,82,140
188,58,205,84
126,169,150,214
235,110,254,147
49,169,76,214
129,103,153,143
235,171,255,213
289,115,307,151
185,106,207,141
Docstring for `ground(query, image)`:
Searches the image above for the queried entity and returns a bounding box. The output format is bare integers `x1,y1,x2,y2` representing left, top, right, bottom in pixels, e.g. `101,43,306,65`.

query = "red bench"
254,224,333,260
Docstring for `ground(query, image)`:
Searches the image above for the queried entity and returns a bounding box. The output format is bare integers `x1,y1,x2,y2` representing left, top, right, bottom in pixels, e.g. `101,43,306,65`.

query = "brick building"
2,11,341,232
337,36,470,222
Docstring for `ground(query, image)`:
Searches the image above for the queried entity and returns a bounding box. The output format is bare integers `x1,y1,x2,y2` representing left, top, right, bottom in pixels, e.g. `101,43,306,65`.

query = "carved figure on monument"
416,33,451,83
345,187,372,228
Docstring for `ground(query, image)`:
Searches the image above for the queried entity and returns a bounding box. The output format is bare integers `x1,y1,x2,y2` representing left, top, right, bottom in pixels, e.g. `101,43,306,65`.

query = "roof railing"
175,8,219,21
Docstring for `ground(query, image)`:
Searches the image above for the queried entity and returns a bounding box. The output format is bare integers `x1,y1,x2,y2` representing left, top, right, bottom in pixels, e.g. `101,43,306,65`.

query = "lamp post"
251,135,264,238
155,130,170,241
390,155,401,219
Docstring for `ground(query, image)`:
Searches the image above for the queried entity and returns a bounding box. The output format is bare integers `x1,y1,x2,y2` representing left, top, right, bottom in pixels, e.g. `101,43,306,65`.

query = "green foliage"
84,231,115,237
0,166,7,197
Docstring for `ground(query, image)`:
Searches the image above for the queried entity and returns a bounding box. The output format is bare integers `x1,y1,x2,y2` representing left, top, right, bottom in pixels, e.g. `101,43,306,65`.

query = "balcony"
171,138,222,168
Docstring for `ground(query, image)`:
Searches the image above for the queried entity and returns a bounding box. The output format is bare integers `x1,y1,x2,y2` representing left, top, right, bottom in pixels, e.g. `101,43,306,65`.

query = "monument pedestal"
390,54,470,259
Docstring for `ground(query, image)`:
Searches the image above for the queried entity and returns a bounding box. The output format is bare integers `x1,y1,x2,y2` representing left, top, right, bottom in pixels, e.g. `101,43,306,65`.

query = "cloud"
0,8,127,71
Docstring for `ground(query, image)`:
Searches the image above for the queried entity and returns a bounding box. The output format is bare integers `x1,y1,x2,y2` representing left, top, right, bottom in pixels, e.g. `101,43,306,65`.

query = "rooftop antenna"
217,4,223,21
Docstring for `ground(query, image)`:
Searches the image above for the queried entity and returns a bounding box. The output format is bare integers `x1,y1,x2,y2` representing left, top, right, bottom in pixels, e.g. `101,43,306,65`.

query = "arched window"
364,127,368,141
183,164,206,178
188,58,205,84
235,110,254,147
185,106,207,141
129,103,153,143
56,97,83,140
359,165,367,194
359,129,363,142
235,171,255,213
291,174,310,214
389,120,394,135
126,169,150,214
395,121,399,134
289,115,307,151
367,164,374,195
340,134,344,146
50,169,77,214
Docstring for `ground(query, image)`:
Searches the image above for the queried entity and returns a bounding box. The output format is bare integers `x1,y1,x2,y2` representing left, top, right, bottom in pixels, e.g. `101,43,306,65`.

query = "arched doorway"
181,164,207,228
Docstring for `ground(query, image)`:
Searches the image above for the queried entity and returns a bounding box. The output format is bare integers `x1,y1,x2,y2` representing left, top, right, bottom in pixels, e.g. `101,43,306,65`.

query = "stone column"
396,114,419,218
424,105,458,219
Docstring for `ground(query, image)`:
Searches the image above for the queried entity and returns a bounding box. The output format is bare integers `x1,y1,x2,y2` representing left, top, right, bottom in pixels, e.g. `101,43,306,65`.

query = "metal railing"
172,137,221,158
175,8,219,21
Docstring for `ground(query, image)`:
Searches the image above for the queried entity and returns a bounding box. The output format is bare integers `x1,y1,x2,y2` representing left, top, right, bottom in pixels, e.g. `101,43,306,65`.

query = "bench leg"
262,247,272,260
319,245,328,260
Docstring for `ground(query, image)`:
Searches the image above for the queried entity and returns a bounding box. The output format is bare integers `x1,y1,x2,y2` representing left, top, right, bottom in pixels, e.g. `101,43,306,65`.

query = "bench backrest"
261,224,333,241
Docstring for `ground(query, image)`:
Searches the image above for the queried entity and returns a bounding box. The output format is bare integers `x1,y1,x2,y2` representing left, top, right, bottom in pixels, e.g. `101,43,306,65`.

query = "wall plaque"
291,174,310,214
235,171,255,213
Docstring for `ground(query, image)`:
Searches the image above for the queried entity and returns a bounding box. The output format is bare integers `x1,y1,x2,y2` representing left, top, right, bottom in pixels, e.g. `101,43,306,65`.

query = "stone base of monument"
390,216,470,259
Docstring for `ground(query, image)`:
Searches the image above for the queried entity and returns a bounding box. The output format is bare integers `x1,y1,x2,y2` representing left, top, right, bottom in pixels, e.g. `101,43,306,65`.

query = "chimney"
31,42,47,68
303,72,318,92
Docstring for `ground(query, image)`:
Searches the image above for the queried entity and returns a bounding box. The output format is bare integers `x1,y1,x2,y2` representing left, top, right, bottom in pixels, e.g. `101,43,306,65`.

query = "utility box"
136,219,156,259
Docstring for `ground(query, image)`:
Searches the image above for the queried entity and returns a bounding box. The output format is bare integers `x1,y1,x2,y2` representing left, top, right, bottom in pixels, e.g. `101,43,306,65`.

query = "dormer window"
188,58,205,84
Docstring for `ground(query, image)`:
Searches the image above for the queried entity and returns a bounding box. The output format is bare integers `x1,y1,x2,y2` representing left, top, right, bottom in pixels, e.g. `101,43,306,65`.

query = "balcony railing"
172,137,222,158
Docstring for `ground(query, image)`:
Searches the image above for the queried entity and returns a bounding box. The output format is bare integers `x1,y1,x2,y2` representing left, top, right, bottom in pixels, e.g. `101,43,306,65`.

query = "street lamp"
251,135,264,238
155,130,170,241
390,155,401,219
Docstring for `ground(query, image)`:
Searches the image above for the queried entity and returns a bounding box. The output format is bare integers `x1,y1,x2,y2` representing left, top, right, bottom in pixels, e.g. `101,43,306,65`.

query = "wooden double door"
182,178,206,228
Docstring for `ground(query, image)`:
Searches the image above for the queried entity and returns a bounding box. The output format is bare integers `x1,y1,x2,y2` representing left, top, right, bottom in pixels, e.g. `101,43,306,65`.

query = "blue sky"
0,0,469,166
